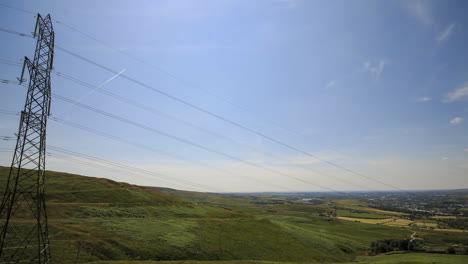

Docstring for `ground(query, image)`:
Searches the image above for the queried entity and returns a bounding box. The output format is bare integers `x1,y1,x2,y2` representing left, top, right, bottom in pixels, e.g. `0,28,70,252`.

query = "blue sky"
0,0,467,192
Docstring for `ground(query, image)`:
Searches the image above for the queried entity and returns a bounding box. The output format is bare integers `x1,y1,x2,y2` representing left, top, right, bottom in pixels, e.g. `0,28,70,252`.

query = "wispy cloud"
464,148,468,152
363,60,385,80
406,0,433,25
405,1,456,45
417,97,431,102
325,80,336,89
437,24,455,44
444,85,468,103
450,117,464,125
441,157,449,161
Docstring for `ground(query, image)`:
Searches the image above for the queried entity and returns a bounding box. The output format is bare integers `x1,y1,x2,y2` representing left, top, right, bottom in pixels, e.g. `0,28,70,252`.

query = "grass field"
336,209,389,219
337,215,466,233
87,253,468,264
1,166,467,263
357,253,468,263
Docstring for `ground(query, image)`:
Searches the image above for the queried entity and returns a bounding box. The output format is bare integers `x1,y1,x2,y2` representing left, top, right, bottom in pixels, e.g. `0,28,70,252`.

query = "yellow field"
363,208,407,216
338,217,466,233
337,216,393,224
433,228,466,233
413,222,438,227
384,219,414,227
432,216,455,219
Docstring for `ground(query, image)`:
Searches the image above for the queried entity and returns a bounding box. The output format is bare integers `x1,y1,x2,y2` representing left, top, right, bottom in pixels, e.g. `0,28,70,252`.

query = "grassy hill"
0,166,466,263
87,253,468,264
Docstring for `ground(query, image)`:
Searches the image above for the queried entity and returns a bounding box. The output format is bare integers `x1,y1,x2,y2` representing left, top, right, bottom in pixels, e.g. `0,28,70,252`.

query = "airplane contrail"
98,68,126,88
76,69,126,103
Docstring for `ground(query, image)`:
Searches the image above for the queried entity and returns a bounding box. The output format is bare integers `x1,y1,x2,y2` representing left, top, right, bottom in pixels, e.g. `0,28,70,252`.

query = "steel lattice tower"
0,14,54,263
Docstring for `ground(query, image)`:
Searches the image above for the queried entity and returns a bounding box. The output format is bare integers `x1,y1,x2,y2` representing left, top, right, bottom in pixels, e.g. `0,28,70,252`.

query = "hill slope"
0,166,413,263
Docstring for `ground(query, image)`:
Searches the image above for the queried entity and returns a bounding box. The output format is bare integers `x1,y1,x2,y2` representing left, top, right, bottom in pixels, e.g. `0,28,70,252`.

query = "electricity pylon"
0,14,54,263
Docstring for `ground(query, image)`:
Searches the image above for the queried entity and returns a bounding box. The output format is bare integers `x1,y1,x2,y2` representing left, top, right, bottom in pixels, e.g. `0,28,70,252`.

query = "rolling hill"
0,166,466,264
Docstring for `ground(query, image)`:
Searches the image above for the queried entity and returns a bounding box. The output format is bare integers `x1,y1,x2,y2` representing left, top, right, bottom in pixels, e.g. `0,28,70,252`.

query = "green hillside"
0,167,466,263
88,253,468,264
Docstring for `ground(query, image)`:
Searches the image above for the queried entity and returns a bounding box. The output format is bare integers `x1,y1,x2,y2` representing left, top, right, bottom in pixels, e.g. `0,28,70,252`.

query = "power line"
1,111,299,191
0,110,20,116
0,110,252,191
49,116,291,191
46,152,194,191
48,11,313,145
4,102,344,192
0,79,21,85
0,148,14,151
0,3,353,157
0,107,301,192
1,91,336,191
54,45,404,192
53,70,368,191
52,93,346,193
0,59,22,67
0,24,405,192
0,3,36,15
47,145,223,193
2,82,391,194
0,27,33,38
44,13,379,184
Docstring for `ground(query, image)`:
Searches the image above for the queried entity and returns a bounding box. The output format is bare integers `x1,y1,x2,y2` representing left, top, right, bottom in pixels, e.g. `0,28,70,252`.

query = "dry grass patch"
337,217,393,224
433,228,466,233
383,219,414,227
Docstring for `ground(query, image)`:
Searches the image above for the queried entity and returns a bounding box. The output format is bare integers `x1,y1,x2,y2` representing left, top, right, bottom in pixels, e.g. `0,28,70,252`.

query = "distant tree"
447,246,456,254
369,239,412,254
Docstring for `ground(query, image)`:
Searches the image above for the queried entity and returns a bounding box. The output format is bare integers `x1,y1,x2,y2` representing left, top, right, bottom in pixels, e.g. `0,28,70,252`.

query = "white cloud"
417,97,431,102
405,2,455,46
450,117,464,125
464,148,468,152
444,85,468,103
325,80,336,89
406,0,433,25
363,60,385,79
437,24,455,44
441,157,449,161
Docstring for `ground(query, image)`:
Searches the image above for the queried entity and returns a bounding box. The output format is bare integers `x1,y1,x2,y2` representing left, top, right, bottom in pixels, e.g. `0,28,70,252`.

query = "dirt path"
410,231,422,243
